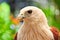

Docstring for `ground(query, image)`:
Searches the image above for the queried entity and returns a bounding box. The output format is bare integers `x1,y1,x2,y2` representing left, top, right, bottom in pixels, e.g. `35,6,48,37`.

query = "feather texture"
15,6,54,40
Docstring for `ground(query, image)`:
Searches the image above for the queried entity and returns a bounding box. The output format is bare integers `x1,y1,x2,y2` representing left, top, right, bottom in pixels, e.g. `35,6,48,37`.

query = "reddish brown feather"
50,27,59,40
14,33,17,40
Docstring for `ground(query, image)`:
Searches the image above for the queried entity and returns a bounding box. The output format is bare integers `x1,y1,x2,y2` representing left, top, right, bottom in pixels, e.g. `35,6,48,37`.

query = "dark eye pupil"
27,10,32,14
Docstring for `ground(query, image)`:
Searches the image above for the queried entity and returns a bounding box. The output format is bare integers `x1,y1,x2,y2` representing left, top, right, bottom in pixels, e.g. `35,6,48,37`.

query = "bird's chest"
17,23,54,40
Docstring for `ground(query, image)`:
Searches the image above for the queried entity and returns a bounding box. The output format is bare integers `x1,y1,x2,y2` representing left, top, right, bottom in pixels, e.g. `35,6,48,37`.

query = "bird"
12,6,59,40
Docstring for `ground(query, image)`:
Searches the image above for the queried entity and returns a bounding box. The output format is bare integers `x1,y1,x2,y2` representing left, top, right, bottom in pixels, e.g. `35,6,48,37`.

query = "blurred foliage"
42,7,60,30
0,2,15,40
53,0,60,10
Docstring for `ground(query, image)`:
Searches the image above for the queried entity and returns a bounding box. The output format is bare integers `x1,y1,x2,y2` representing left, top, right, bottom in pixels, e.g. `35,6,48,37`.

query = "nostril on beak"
20,14,25,19
21,14,23,15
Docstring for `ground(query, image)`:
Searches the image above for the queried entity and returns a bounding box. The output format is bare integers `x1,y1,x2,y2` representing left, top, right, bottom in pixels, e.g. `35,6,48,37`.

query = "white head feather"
17,6,54,40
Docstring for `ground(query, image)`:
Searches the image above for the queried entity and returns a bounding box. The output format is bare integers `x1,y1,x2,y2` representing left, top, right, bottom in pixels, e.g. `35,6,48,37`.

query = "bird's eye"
27,10,32,14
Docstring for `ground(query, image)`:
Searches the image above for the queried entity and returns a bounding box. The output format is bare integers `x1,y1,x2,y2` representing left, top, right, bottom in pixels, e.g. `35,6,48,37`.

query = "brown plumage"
50,27,59,40
14,6,55,40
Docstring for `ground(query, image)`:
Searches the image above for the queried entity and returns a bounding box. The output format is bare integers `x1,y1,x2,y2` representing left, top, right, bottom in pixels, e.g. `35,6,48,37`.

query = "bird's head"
17,6,47,24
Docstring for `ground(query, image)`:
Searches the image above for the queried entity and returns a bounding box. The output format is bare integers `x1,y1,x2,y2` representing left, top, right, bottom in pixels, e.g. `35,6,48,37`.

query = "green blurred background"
0,0,60,40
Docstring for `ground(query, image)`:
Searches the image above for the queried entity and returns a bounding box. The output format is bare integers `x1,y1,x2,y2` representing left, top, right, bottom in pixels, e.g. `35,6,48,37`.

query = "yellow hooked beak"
16,13,25,23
